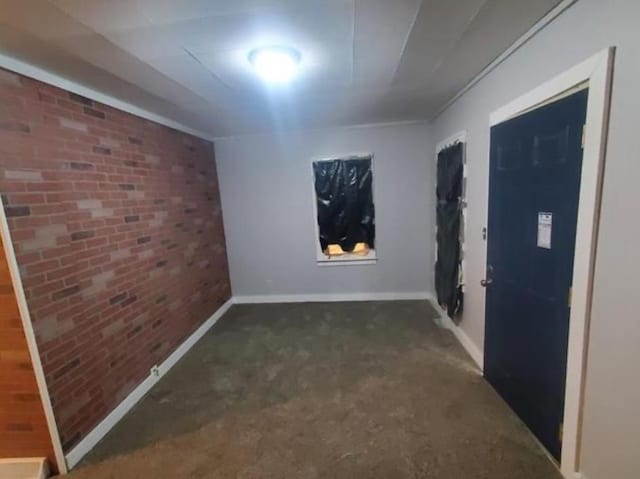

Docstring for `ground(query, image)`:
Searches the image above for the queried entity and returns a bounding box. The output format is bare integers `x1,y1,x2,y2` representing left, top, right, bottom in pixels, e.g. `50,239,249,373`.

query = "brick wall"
0,232,55,466
0,68,231,452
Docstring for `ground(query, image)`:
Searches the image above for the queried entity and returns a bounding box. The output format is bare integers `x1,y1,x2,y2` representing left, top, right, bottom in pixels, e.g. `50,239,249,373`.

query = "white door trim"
0,198,68,473
488,48,614,478
436,130,467,154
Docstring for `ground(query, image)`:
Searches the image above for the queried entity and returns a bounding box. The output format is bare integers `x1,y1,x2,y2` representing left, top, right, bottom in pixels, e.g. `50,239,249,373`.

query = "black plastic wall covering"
435,143,464,318
313,157,375,252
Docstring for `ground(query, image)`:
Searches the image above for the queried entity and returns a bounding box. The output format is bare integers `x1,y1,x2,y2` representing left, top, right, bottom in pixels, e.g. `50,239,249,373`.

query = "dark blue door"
484,89,588,461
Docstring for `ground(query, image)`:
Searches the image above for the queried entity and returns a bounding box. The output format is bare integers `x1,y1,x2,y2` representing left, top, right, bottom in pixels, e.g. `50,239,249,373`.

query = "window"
312,154,376,265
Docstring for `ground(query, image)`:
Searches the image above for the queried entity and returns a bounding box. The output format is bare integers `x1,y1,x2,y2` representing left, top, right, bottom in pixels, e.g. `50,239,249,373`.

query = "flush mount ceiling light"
248,46,301,84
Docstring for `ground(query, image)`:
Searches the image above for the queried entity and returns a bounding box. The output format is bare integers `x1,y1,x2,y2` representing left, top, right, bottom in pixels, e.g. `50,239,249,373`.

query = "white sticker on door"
537,212,553,249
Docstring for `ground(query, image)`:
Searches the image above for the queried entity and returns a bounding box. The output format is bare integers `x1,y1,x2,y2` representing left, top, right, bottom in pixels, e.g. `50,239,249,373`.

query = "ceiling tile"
137,0,270,24
156,2,353,56
397,0,564,117
137,0,353,25
192,39,351,95
393,0,487,88
50,33,210,112
0,0,89,40
352,0,421,86
0,0,564,135
105,27,186,60
0,19,213,132
146,54,232,103
51,0,151,32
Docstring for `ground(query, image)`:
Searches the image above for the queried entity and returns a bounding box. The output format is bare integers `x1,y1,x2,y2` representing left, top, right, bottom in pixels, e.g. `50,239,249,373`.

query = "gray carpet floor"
68,301,562,478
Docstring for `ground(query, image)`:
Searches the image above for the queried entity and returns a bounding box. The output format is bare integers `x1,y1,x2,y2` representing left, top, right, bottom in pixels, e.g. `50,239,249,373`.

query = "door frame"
433,132,487,370
488,48,614,478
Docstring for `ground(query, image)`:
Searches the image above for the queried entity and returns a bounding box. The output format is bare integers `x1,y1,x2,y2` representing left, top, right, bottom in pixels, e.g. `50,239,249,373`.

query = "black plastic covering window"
313,157,375,253
435,142,464,318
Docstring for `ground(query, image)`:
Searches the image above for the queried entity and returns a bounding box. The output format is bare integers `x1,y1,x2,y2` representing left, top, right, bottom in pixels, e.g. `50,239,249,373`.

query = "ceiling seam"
44,0,227,124
421,0,488,86
350,0,356,84
431,0,578,120
129,0,155,27
182,47,236,92
389,0,424,85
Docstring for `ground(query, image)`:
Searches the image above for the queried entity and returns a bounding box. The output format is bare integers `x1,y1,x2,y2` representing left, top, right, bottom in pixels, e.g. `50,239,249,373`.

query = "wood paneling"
0,232,55,466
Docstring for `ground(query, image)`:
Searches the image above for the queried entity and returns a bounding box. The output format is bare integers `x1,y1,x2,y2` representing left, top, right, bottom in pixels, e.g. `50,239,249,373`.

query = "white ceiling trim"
212,118,428,141
0,50,215,141
432,0,578,119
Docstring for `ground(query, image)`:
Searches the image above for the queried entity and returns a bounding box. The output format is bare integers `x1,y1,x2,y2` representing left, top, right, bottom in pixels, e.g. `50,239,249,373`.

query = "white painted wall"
431,0,640,477
215,122,434,299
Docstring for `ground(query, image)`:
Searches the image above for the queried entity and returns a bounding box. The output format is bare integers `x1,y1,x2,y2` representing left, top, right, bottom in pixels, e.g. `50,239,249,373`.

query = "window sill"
316,250,377,267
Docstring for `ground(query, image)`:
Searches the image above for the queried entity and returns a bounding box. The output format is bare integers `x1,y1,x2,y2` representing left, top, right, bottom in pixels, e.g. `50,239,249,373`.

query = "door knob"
481,265,494,287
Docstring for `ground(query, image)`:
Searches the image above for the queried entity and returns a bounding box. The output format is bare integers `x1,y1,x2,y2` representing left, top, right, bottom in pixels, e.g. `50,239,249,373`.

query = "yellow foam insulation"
324,242,370,257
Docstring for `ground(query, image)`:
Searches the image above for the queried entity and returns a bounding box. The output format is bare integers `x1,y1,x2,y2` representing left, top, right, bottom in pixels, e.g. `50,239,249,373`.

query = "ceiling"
0,0,562,138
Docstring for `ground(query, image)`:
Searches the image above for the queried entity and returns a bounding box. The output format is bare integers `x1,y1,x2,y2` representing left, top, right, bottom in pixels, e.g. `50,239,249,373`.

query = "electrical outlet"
151,365,160,377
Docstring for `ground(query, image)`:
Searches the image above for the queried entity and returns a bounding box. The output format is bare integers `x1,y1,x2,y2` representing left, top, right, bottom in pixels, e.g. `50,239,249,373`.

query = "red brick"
7,193,46,204
0,66,230,456
27,259,59,275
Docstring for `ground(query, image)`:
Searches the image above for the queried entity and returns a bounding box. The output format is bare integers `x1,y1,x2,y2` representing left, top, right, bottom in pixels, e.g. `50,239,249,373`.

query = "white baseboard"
427,296,484,372
0,458,49,479
233,292,485,371
558,470,586,479
64,298,233,470
232,292,431,304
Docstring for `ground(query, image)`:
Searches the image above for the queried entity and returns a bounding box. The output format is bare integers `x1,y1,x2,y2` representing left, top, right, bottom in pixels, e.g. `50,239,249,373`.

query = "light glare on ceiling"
248,46,301,84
